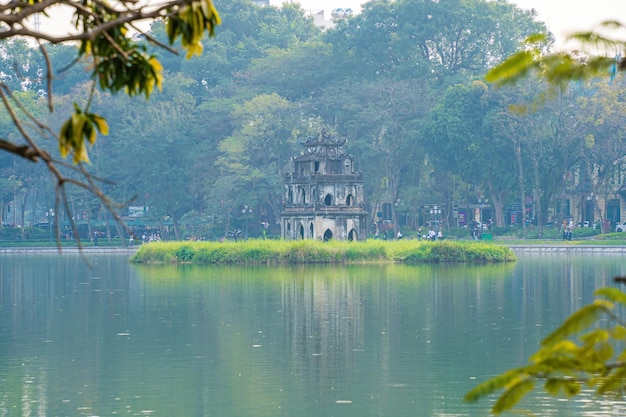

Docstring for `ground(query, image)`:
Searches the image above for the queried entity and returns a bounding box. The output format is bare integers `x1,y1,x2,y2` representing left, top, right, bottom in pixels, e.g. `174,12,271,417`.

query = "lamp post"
478,196,489,226
241,205,252,239
12,175,16,227
586,194,597,228
394,198,401,232
47,209,54,242
430,205,441,229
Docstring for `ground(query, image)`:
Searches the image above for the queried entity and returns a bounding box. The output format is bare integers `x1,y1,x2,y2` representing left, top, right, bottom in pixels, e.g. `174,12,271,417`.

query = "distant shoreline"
0,246,138,254
0,244,624,255
507,244,626,254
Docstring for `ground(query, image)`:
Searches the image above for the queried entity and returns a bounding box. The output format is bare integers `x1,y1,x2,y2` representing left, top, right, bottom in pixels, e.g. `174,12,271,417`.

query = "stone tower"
280,131,368,241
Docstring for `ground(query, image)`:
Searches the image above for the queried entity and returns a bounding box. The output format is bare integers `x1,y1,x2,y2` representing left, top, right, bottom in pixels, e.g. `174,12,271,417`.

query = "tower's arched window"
324,194,333,206
323,229,333,241
310,222,314,238
346,194,354,206
300,188,306,205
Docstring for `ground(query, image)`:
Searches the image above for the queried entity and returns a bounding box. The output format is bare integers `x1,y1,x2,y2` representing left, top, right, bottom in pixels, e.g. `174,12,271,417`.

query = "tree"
316,78,432,233
574,79,626,230
0,38,45,93
4,0,597,241
174,0,318,93
425,81,518,227
92,73,201,240
212,93,307,235
466,19,626,415
323,0,546,82
0,0,220,244
245,41,334,101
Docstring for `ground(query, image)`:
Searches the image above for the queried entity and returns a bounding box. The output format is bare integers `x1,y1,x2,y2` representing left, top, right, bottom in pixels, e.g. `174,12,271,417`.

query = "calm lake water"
1,252,626,416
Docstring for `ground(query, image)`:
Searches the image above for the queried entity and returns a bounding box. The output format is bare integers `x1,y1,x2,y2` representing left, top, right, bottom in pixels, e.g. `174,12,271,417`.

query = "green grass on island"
130,239,516,265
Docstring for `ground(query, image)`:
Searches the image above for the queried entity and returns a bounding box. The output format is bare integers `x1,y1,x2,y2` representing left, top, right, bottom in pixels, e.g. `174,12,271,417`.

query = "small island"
130,239,516,265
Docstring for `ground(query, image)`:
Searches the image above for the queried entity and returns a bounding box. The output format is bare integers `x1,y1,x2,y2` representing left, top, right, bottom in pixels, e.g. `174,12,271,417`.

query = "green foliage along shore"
130,239,516,265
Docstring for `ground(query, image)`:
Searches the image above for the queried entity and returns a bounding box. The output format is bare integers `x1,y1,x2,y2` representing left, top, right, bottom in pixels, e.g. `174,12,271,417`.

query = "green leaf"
525,33,548,44
485,50,537,84
544,378,561,396
563,380,581,396
544,378,581,397
541,301,613,347
597,365,626,396
492,377,535,414
579,328,609,345
166,0,221,59
464,368,525,403
595,287,626,306
612,326,626,341
91,114,109,136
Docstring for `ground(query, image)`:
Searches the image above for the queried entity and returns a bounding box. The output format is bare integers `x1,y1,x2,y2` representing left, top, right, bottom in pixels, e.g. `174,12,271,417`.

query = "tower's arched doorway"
323,229,333,241
348,229,357,241
298,224,305,239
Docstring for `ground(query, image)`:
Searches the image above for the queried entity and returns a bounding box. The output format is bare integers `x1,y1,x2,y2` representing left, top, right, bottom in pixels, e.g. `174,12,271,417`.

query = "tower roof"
297,129,346,160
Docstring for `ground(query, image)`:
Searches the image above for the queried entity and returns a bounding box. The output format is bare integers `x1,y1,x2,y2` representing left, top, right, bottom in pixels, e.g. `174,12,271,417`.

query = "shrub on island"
130,239,515,265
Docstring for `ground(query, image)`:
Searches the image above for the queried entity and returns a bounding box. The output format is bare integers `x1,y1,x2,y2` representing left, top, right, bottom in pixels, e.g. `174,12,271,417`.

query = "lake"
1,252,626,416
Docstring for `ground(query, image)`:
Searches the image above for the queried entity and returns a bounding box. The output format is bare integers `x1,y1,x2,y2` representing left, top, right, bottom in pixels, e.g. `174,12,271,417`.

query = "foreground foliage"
466,285,626,415
130,239,516,264
486,27,626,87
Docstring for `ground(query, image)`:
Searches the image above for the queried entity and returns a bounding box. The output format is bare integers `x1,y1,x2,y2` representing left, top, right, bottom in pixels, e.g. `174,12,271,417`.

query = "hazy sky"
38,1,625,52
510,0,626,49
274,0,626,51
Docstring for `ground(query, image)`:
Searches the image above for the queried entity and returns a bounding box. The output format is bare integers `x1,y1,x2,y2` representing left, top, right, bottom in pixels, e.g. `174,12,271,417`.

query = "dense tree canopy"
1,0,625,243
0,0,222,243
425,81,518,227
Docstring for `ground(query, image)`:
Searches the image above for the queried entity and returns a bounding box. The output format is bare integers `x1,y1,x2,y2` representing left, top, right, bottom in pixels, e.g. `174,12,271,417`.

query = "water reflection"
0,254,625,416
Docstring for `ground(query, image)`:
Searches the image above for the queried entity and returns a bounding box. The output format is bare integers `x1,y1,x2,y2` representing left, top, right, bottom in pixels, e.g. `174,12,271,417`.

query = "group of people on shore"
141,232,161,244
375,226,443,241
470,228,482,240
416,226,443,241
562,219,574,241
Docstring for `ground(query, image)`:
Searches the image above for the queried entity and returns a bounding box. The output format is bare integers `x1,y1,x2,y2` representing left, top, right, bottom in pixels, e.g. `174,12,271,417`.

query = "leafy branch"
486,20,626,87
466,284,626,415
